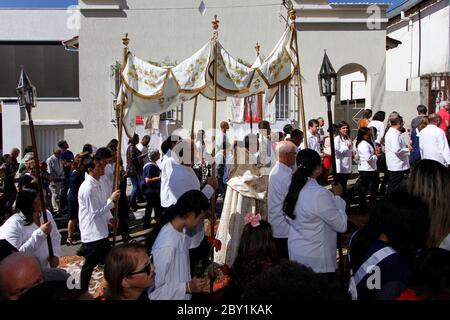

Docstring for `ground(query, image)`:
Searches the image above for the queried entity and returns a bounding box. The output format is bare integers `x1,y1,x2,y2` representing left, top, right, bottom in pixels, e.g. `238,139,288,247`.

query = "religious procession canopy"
118,22,299,135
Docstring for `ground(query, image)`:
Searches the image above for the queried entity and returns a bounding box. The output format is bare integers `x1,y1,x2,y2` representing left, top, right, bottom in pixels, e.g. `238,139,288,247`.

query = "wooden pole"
112,33,129,246
289,9,308,148
254,43,264,122
210,14,219,295
190,96,198,140
25,106,54,259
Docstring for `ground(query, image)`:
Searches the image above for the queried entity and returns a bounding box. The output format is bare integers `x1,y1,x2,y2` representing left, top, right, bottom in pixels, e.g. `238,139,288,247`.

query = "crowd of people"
0,102,449,301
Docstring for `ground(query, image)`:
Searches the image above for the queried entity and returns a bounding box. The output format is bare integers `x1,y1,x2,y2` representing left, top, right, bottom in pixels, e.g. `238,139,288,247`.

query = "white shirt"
419,124,450,167
268,162,293,238
357,140,377,171
368,120,385,144
0,211,61,268
384,127,410,171
137,143,149,165
149,223,196,300
100,162,115,198
78,174,115,243
334,136,353,174
439,233,450,251
306,131,321,154
288,178,347,273
160,150,180,208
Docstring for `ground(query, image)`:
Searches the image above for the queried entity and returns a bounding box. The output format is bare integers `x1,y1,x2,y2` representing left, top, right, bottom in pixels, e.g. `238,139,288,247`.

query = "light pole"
318,51,345,284
17,67,54,259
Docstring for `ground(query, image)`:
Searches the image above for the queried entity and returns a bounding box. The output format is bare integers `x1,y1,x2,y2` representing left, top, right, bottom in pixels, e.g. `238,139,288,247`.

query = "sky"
0,0,409,12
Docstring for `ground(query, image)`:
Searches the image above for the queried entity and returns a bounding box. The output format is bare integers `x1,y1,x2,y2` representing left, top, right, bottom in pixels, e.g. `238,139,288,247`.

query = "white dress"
0,211,61,268
149,223,198,300
288,178,347,273
214,148,268,266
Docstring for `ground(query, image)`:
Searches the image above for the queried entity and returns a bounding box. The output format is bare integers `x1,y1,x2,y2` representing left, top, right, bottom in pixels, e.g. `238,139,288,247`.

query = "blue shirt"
141,163,161,194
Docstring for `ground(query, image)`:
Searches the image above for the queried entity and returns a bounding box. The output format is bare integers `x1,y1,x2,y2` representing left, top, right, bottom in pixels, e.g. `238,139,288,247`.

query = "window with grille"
160,110,174,120
275,84,290,119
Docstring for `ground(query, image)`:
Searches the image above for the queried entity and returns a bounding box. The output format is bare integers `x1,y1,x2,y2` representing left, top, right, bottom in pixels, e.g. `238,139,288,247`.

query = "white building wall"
386,0,449,91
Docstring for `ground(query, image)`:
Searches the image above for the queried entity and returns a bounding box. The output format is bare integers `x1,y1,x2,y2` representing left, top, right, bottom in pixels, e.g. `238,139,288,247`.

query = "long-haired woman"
0,186,62,268
358,109,373,129
146,190,211,300
355,127,379,213
103,243,155,300
283,149,347,275
407,159,450,249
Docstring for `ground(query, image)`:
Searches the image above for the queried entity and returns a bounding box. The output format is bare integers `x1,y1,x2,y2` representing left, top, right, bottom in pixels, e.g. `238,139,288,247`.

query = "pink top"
437,108,450,133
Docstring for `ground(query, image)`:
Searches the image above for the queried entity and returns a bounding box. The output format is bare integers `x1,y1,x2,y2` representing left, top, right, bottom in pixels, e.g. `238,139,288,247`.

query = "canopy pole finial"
122,33,129,48
288,8,296,23
255,42,260,56
211,15,219,41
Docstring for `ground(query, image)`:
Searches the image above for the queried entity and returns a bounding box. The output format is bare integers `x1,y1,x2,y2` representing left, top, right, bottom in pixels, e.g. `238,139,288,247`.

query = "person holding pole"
78,156,120,291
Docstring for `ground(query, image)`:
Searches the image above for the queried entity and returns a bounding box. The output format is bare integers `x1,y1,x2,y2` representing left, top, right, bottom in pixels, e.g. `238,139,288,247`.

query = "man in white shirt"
317,117,326,143
137,135,151,166
46,148,64,214
300,119,322,155
384,114,411,194
78,157,120,291
419,113,450,167
268,141,296,259
289,129,303,153
160,134,182,208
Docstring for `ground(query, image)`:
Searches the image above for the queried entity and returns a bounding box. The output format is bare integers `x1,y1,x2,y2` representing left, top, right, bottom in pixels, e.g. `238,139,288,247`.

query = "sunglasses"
126,255,154,277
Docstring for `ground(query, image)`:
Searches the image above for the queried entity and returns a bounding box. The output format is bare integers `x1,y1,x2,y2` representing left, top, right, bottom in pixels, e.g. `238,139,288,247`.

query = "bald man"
0,252,43,300
268,141,297,259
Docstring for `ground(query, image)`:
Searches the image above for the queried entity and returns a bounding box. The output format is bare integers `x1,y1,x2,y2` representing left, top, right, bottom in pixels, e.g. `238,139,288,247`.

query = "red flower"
214,239,222,252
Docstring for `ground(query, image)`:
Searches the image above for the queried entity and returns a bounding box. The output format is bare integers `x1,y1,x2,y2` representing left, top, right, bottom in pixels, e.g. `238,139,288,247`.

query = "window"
275,84,290,120
160,110,174,120
0,42,79,98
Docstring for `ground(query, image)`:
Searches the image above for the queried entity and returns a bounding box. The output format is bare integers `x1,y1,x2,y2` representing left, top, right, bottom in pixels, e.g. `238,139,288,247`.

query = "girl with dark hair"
354,127,379,213
0,187,61,268
103,243,155,300
146,190,210,300
407,159,450,249
283,149,347,274
334,121,353,194
66,152,91,245
348,191,430,300
319,124,339,185
223,215,278,300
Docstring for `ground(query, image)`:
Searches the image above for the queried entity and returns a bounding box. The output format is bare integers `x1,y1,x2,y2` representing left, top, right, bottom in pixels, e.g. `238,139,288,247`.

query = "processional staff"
16,67,54,259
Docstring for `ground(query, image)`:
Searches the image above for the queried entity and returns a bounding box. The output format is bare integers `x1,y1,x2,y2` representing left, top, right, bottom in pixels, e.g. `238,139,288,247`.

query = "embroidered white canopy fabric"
119,26,297,136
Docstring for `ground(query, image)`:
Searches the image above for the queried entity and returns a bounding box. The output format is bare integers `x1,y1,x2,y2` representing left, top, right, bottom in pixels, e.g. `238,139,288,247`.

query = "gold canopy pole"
210,14,219,295
112,33,129,246
289,9,307,148
255,42,264,122
190,96,198,140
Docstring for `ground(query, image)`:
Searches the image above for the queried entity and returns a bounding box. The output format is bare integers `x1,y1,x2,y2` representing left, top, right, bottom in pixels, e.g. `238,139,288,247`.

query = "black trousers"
335,173,350,196
386,169,409,195
357,171,380,211
80,238,111,291
59,176,69,211
144,192,163,229
274,237,289,260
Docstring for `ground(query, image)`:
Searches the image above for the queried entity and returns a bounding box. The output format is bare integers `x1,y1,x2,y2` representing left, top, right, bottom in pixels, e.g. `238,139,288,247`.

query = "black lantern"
16,66,37,108
318,51,337,97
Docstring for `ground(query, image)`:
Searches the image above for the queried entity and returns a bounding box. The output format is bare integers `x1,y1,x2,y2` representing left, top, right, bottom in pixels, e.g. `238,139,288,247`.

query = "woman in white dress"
283,149,347,275
0,187,61,269
334,121,353,195
146,190,210,300
214,134,268,267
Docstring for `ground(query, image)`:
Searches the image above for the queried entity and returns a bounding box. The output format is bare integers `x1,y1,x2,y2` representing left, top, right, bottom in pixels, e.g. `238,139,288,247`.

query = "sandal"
66,238,75,246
